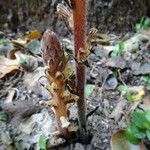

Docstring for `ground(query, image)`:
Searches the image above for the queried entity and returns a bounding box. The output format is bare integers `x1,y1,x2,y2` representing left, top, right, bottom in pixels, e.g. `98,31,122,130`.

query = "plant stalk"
71,0,88,142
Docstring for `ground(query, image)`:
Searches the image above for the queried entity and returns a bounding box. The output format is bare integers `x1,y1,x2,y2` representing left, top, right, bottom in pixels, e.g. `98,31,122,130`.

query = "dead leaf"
109,99,126,122
15,52,38,72
7,48,20,59
11,38,27,46
1,100,42,126
132,63,150,75
94,45,112,58
105,55,128,69
129,101,141,114
24,67,51,99
127,86,145,102
103,45,115,53
27,40,41,55
111,130,145,150
5,89,16,103
140,94,150,111
0,57,20,78
21,31,41,40
123,34,149,52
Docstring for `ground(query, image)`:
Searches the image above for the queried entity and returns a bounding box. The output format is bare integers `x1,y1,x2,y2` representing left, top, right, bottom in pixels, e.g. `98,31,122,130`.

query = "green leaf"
143,18,150,29
27,40,41,54
0,38,8,46
117,85,127,95
146,129,150,140
125,124,140,144
85,84,95,98
111,44,120,57
144,110,150,122
112,70,118,77
140,75,150,83
0,112,8,121
135,17,150,31
129,123,146,139
140,16,145,26
135,24,141,31
111,42,124,57
132,109,150,129
111,50,118,57
146,85,150,91
118,42,124,52
126,93,133,102
39,134,46,150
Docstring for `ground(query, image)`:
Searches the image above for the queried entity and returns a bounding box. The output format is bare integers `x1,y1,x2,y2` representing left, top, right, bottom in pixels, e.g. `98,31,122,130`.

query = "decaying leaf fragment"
0,57,20,79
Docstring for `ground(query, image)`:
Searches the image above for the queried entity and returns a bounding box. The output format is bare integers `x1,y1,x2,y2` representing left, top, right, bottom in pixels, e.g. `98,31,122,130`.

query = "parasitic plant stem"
71,0,88,142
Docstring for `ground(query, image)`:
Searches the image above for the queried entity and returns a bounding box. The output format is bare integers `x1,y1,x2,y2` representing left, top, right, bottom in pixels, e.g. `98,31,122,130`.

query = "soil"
1,29,150,150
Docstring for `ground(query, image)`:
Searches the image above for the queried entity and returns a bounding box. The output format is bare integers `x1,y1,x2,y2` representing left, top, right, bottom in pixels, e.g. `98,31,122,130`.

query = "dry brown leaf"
7,48,20,59
11,38,27,47
22,31,41,40
15,52,38,72
0,57,20,79
24,67,51,99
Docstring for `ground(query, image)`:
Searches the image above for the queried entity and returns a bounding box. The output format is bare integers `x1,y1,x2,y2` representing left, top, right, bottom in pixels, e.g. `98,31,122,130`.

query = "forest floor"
0,23,150,150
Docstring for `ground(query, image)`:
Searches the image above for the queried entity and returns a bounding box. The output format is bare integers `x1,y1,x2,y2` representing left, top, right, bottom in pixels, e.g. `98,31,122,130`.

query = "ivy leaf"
85,84,95,98
39,134,46,150
0,112,8,121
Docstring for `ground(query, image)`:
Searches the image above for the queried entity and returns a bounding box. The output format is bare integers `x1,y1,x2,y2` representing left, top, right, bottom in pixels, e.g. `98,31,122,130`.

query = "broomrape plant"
40,0,97,142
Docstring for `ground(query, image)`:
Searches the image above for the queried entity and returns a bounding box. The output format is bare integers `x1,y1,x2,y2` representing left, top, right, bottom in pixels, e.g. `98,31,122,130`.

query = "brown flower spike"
41,29,78,139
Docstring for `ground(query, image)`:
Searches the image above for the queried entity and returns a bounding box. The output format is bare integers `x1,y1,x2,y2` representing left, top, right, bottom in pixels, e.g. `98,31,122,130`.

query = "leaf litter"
1,23,150,150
